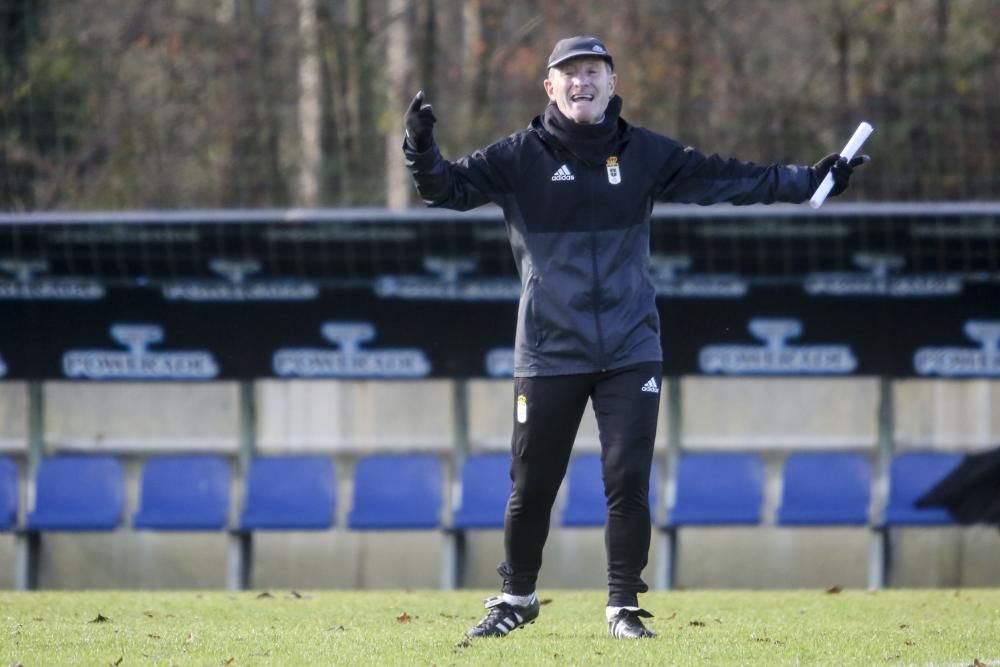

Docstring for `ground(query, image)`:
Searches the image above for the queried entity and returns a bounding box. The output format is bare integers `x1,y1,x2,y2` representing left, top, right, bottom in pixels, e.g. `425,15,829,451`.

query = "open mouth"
570,94,595,103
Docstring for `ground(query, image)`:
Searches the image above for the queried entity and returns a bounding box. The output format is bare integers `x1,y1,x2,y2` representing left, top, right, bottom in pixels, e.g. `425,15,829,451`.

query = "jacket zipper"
586,162,607,371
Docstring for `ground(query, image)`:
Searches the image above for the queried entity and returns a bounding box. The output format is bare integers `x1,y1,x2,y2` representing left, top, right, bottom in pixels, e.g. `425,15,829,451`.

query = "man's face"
544,57,617,124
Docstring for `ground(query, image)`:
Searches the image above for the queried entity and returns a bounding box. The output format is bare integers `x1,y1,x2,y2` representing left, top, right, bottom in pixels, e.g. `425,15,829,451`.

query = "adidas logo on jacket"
551,164,575,181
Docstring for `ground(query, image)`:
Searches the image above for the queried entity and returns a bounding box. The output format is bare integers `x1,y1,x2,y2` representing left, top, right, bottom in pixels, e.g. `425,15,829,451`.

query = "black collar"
539,95,625,166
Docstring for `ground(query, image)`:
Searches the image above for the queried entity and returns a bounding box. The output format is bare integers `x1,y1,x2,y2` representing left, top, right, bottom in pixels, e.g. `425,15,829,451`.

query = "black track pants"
497,361,662,607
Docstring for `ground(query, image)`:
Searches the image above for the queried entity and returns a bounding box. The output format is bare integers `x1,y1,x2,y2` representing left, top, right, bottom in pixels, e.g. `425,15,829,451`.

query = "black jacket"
404,97,817,377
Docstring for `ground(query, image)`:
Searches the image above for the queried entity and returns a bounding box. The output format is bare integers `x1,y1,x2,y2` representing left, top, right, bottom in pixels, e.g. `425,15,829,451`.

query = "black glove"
404,90,437,152
812,153,870,197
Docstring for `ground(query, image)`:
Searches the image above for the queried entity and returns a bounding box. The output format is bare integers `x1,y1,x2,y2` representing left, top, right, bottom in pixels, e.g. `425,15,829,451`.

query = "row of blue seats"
0,450,963,590
0,451,962,534
0,454,428,533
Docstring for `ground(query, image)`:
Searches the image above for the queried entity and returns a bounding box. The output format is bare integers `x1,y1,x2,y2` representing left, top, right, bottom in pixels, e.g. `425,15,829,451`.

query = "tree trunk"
321,11,349,203
297,0,321,206
833,2,851,132
385,0,412,209
346,0,371,190
931,0,952,196
675,0,695,137
415,0,436,96
221,0,288,206
461,0,498,148
0,1,41,208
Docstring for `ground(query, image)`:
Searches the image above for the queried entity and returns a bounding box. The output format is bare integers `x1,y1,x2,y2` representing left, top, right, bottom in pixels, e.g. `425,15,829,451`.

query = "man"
403,36,867,640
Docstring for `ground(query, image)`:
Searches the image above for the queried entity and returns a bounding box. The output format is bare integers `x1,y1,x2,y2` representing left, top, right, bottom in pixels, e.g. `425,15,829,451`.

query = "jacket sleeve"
402,136,517,211
651,135,817,205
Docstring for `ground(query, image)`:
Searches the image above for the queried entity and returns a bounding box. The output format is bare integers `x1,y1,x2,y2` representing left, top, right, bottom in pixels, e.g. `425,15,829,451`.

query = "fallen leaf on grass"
904,640,915,646
185,632,195,644
223,658,236,665
326,626,345,633
454,638,472,649
143,612,155,618
89,614,111,623
110,657,123,666
667,612,677,620
539,598,553,606
147,634,161,640
750,634,785,646
286,591,303,599
898,624,909,629
397,612,411,623
439,613,459,619
971,660,986,667
689,620,706,627
825,586,842,594
255,592,273,599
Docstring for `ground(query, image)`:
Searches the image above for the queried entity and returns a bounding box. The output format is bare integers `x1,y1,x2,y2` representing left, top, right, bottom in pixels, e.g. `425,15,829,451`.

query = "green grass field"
2,589,998,666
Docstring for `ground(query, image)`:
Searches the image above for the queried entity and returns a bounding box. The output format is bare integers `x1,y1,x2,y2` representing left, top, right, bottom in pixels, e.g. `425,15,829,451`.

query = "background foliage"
1,0,997,210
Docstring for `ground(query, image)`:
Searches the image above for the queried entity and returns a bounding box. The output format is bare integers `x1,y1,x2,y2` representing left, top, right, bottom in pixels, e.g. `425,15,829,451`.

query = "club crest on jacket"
606,156,621,185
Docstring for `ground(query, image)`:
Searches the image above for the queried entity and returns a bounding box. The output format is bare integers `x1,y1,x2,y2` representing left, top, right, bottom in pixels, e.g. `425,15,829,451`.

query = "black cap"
546,36,614,70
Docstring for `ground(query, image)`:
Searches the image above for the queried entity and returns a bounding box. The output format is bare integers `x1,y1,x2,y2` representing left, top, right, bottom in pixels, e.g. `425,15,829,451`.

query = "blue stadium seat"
777,452,871,525
26,455,123,530
562,453,605,527
240,456,336,530
656,452,765,590
668,452,765,526
0,456,17,531
884,452,963,526
347,454,443,530
133,455,230,530
870,451,965,590
452,453,511,530
561,453,659,527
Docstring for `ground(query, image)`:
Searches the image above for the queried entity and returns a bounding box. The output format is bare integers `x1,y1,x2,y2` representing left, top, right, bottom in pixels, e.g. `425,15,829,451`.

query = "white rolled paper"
809,121,874,209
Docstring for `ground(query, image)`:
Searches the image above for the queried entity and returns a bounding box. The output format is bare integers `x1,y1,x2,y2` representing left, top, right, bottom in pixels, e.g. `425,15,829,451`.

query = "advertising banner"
2,205,998,380
2,283,999,379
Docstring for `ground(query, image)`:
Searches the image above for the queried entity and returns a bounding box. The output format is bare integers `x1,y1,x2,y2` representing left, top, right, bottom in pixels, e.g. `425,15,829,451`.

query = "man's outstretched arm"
402,90,507,211
653,137,869,206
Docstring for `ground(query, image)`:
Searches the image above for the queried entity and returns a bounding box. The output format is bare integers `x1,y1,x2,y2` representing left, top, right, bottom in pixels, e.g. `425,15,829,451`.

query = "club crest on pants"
517,394,528,423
